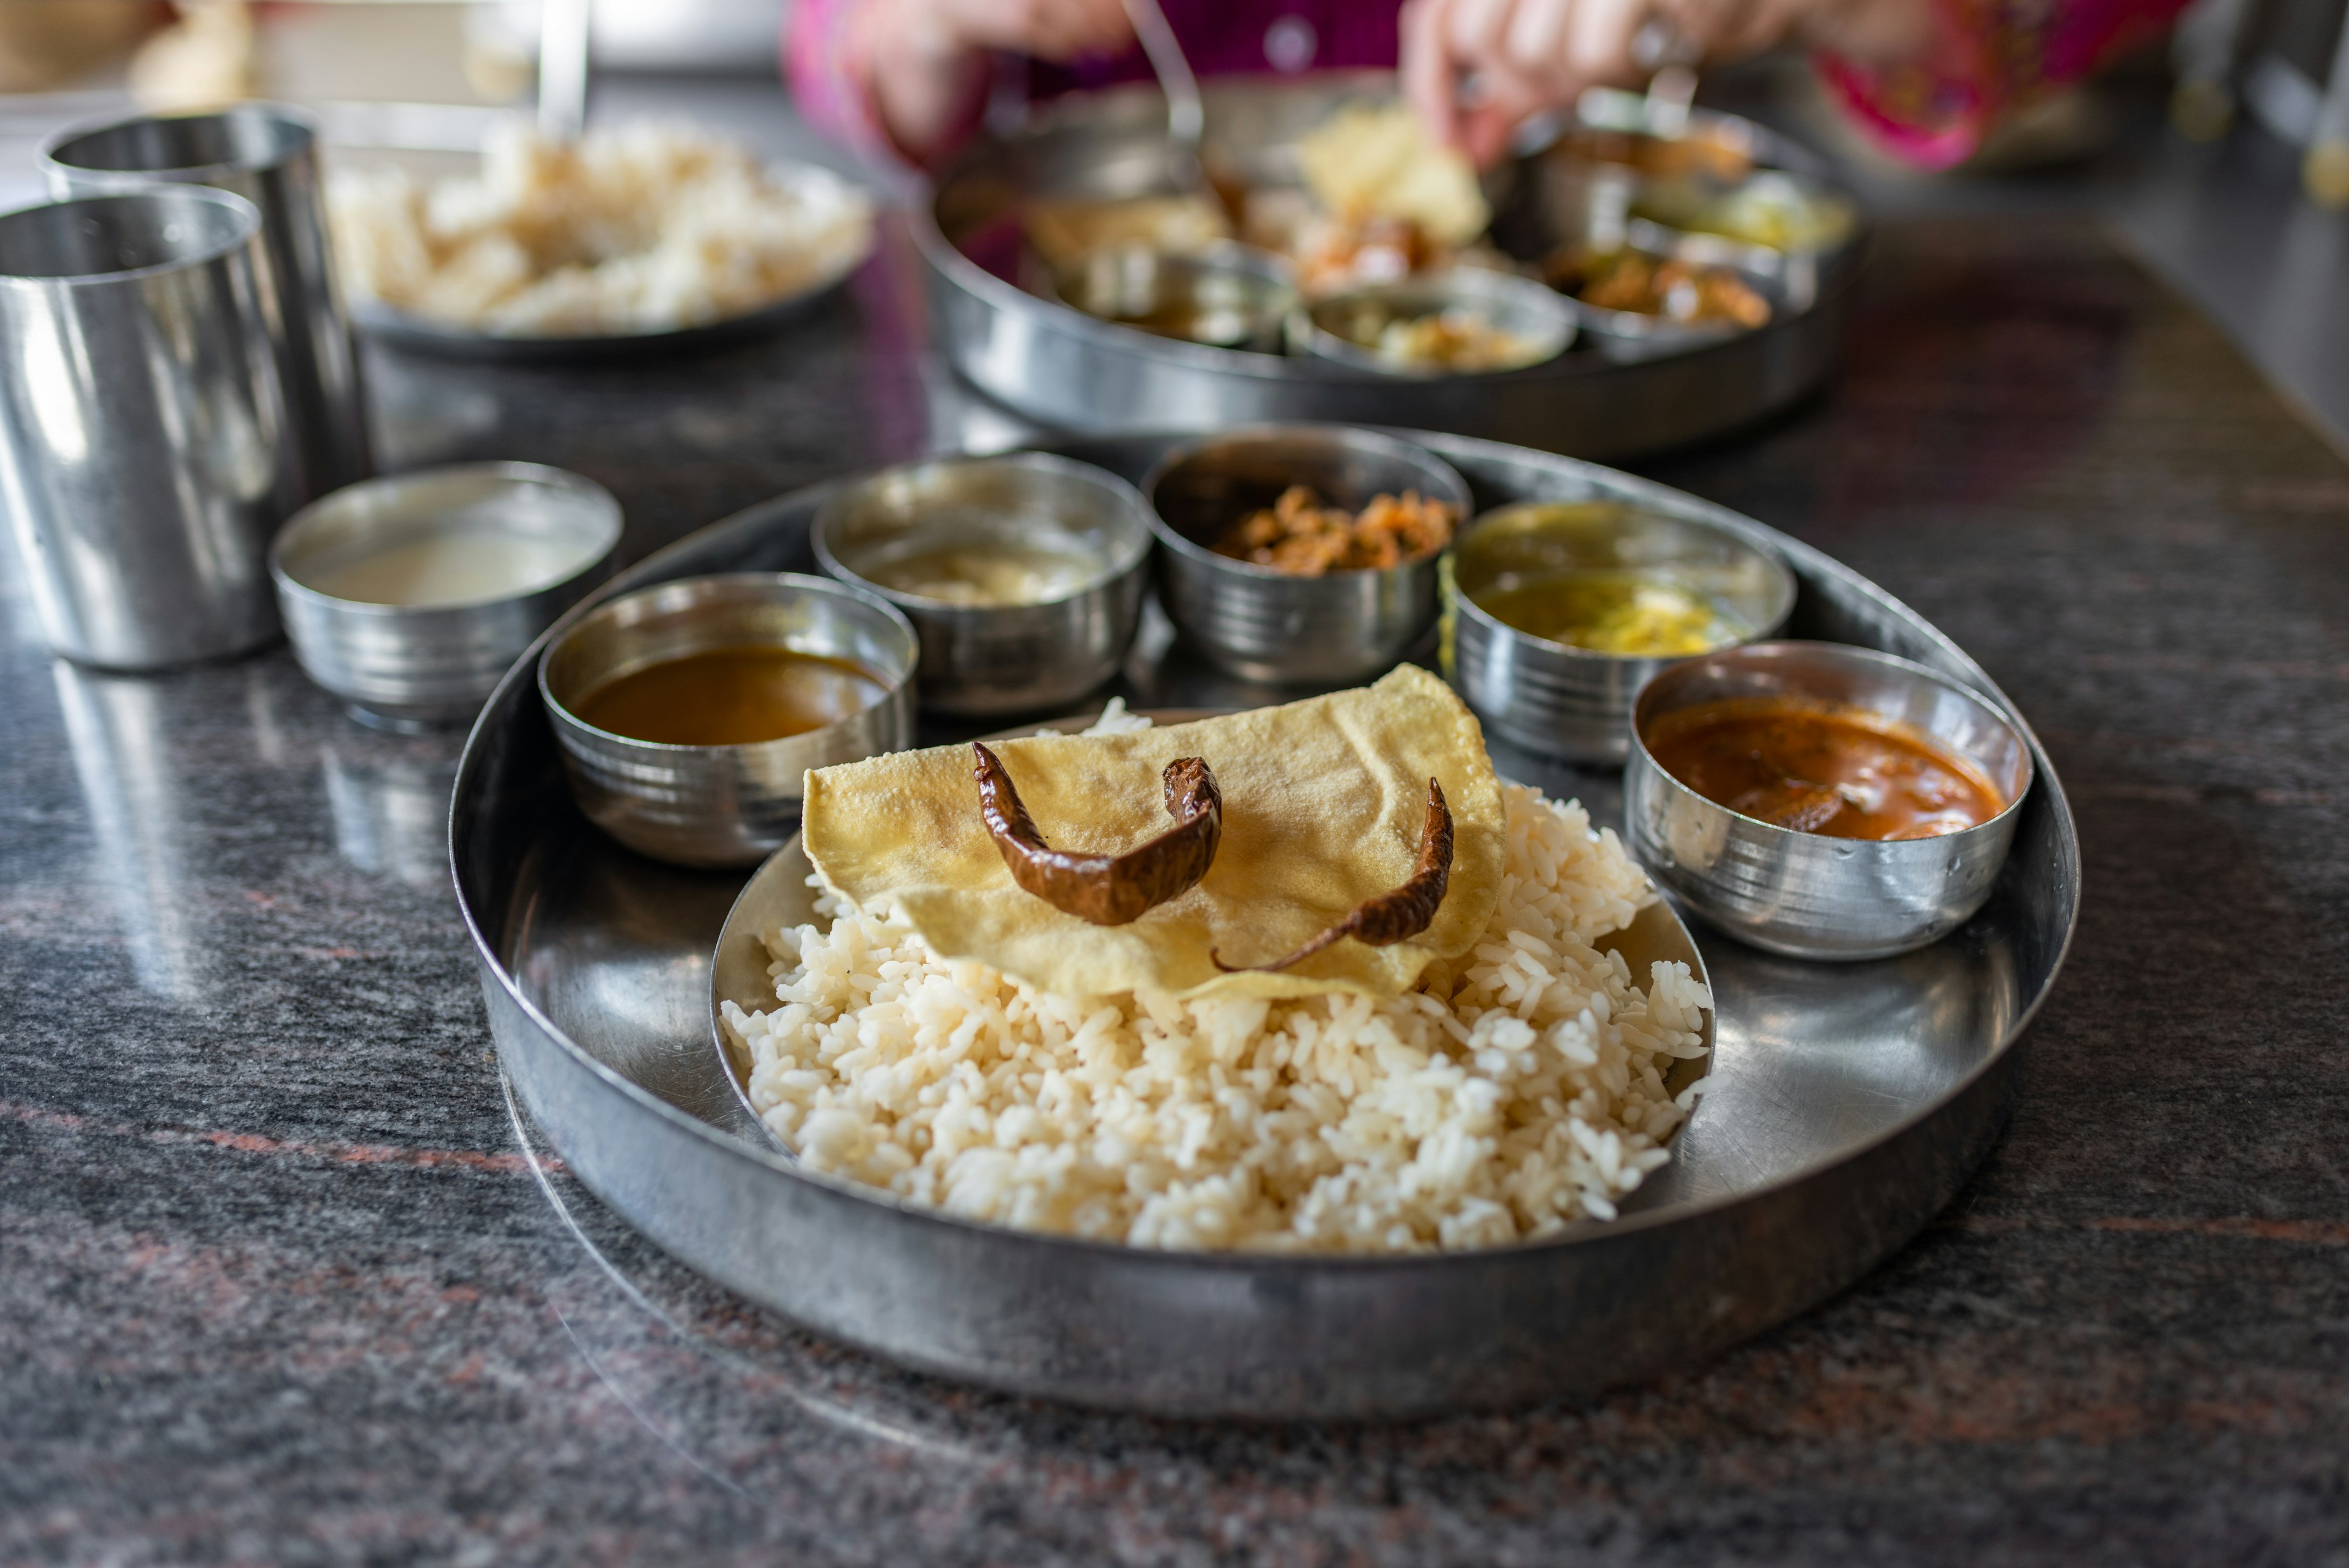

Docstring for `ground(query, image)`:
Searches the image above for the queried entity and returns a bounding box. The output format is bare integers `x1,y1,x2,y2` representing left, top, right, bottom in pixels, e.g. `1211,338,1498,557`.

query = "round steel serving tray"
918,79,1866,461
451,429,2078,1419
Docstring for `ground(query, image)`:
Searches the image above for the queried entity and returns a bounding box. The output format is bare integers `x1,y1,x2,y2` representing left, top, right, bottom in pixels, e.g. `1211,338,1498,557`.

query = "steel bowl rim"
811,451,1156,615
0,187,264,288
1294,267,1579,379
1050,238,1301,322
39,98,320,182
536,570,919,757
1139,423,1475,584
1445,499,1799,666
1558,250,1789,344
1627,637,2039,845
270,460,624,622
450,427,2081,1281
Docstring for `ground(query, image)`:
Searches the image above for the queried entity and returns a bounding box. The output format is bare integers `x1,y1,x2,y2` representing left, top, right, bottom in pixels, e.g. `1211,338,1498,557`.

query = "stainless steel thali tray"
451,429,2077,1419
918,81,1865,461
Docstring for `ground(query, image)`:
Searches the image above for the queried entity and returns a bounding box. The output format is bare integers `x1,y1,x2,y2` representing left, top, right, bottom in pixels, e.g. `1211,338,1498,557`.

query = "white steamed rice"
328,120,872,336
722,757,1710,1254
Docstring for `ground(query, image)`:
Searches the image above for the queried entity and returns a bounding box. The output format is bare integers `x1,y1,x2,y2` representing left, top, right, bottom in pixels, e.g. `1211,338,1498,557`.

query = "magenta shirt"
789,0,2189,172
788,0,1403,170
1025,2,1400,95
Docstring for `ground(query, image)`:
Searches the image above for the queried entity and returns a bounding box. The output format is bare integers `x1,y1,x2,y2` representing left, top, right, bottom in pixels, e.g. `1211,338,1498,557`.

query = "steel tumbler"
43,103,373,496
0,189,303,669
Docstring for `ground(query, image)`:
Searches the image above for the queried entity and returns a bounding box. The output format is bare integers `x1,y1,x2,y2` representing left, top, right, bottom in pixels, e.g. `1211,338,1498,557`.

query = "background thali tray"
919,80,1864,461
451,430,2077,1419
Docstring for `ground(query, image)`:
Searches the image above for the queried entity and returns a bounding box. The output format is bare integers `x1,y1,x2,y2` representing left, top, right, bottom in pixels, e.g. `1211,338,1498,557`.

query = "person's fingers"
1565,0,1649,83
1401,0,1465,149
1444,0,1517,67
1663,0,1757,56
943,0,1128,58
1501,0,1575,83
1457,66,1553,163
1034,0,1134,56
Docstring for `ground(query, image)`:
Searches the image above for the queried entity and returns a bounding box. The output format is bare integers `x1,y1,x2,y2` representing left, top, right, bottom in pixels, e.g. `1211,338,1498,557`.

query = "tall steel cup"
0,190,303,669
43,103,373,496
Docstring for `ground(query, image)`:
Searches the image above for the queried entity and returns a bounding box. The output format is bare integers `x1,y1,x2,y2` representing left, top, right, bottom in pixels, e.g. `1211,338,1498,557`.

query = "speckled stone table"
3,208,2345,1566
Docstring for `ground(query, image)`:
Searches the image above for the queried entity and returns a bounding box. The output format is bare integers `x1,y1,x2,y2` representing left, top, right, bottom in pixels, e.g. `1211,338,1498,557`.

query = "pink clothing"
1021,3,1399,95
1820,0,2189,168
787,0,2186,173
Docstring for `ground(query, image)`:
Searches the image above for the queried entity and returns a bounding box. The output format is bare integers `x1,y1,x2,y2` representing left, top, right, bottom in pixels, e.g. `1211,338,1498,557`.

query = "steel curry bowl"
1142,425,1474,683
538,573,917,868
1443,499,1795,765
1624,641,2034,960
1294,267,1578,376
813,452,1152,717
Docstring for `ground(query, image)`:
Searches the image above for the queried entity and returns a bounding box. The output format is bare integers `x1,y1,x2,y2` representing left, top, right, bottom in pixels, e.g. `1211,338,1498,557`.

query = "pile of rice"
723,773,1710,1254
328,120,872,336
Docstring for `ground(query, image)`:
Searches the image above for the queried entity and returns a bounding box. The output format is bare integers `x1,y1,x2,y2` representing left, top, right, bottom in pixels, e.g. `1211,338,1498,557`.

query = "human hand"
1401,0,1927,165
855,0,1135,166
885,0,1134,64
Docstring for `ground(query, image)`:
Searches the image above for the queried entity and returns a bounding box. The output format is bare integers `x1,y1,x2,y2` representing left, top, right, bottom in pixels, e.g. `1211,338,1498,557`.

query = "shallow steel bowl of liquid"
271,463,622,729
1624,641,2034,960
1293,267,1577,375
1444,499,1795,765
1142,425,1473,683
538,573,916,868
813,453,1151,717
1052,243,1297,352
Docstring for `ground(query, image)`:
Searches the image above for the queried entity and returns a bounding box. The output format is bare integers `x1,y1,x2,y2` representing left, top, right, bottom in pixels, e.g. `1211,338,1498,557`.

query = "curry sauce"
1644,699,2005,841
574,645,886,746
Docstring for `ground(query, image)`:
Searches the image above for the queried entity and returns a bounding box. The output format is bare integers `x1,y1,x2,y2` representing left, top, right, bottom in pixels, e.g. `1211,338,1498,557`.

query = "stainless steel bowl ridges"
1444,498,1795,765
1142,425,1474,682
813,453,1151,716
0,188,301,670
44,103,373,495
1624,641,2035,960
272,463,623,729
540,573,917,868
1294,266,1577,375
1054,243,1298,352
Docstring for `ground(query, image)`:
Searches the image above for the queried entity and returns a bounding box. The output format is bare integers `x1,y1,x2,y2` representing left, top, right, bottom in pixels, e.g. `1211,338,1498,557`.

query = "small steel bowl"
1550,248,1786,363
1052,242,1298,351
1142,425,1475,684
539,573,916,868
1629,169,1860,257
1443,499,1795,764
813,453,1151,717
1293,267,1576,376
271,462,622,729
1624,641,2035,961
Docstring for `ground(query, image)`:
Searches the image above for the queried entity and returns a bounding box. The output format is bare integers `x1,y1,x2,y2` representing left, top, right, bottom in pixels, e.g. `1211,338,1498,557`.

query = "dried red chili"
1212,778,1453,973
971,743,1223,926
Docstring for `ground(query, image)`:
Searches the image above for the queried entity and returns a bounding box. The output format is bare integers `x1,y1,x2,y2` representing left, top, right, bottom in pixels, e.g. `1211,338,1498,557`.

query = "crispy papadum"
801,666,1505,1000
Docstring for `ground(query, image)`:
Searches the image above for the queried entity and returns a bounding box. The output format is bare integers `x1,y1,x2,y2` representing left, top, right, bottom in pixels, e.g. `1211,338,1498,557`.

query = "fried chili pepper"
1212,778,1453,973
972,742,1222,926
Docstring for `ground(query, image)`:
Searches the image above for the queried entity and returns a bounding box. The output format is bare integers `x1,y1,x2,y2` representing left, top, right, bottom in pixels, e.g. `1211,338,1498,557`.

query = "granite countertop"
4,165,2347,1562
